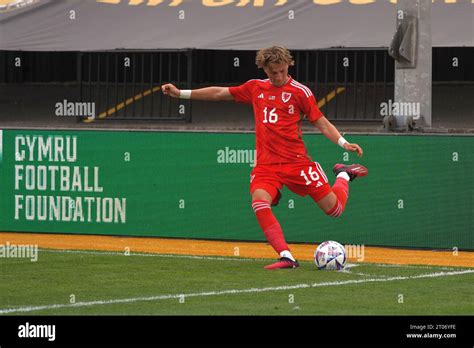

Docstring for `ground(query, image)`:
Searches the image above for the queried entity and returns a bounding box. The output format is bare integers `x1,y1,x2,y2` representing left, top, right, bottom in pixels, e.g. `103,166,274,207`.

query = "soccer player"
162,46,368,270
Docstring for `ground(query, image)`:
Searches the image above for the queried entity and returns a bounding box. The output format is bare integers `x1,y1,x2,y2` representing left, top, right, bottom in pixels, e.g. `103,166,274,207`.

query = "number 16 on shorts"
300,164,327,186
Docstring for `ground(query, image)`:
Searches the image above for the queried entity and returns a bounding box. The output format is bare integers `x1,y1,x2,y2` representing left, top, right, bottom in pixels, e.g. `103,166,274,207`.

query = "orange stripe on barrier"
83,86,161,123
318,87,345,109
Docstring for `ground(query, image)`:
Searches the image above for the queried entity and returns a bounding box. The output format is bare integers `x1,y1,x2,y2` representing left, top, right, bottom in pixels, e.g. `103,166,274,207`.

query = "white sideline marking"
40,248,257,262
0,269,472,315
370,263,463,271
39,248,357,265
340,269,387,278
38,249,459,275
38,250,465,270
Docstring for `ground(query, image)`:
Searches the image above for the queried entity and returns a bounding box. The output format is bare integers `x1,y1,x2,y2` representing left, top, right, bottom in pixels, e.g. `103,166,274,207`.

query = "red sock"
327,177,349,217
252,200,289,254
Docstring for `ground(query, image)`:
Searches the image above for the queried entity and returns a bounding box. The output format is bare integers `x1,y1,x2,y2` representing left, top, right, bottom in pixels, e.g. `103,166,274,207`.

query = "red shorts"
250,161,332,203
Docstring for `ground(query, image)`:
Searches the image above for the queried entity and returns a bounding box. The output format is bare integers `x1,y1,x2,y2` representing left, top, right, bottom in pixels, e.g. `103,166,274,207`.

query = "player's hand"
161,83,180,98
343,142,363,157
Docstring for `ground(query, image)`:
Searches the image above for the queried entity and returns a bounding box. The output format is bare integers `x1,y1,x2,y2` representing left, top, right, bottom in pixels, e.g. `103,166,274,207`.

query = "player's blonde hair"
255,46,295,69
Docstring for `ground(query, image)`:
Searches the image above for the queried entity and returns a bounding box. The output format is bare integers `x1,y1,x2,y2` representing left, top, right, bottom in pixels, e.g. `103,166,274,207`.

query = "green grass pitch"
0,249,472,316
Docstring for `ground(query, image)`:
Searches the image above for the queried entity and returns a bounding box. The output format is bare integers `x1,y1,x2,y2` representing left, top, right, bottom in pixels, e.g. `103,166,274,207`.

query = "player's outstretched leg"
324,164,368,218
252,196,300,270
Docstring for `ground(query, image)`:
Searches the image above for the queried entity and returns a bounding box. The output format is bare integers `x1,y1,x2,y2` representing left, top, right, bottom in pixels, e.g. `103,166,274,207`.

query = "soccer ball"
314,241,346,270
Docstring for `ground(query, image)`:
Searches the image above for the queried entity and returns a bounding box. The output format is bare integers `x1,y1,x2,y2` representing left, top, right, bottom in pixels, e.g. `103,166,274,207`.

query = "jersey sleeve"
301,93,324,122
228,80,256,104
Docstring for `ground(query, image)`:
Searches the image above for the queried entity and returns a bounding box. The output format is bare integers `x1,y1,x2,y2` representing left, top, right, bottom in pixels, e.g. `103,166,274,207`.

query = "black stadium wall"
0,48,473,84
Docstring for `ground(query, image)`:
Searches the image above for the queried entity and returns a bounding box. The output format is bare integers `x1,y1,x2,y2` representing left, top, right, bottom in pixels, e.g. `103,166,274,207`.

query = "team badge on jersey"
281,92,292,103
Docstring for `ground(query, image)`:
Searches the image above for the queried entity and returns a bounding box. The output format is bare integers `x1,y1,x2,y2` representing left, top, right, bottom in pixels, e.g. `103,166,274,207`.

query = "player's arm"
312,116,364,157
161,83,234,101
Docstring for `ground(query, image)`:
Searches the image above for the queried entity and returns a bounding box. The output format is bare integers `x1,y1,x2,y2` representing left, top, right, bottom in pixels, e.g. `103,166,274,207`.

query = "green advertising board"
0,129,472,249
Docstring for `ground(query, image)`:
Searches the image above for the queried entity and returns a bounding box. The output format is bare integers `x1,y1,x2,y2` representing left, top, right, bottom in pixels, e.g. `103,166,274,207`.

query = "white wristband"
338,137,348,148
179,90,192,99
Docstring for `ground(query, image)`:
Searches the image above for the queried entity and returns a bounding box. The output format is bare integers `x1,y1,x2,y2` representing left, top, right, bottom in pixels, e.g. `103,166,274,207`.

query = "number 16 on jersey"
263,107,278,123
300,166,320,186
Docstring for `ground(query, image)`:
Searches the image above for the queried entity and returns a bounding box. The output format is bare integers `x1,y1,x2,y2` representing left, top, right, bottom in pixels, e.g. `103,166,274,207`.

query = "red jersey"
229,76,323,165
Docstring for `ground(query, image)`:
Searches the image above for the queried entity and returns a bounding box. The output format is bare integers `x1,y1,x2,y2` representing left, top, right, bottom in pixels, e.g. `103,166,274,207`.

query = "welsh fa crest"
281,92,292,103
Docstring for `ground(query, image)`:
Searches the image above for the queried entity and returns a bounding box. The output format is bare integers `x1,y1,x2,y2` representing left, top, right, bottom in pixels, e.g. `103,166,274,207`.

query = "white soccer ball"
314,241,346,270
